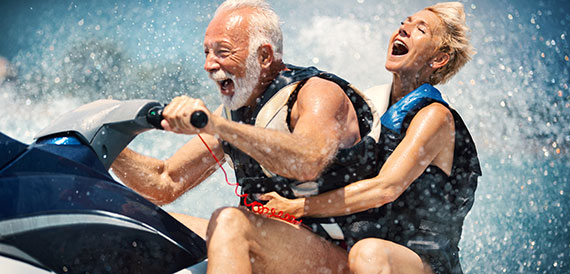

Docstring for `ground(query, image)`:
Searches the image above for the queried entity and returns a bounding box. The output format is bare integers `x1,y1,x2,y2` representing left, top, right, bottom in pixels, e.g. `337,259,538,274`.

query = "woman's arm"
262,103,455,218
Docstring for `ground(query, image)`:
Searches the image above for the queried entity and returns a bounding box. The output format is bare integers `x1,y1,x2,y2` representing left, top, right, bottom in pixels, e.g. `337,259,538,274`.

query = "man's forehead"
204,9,251,45
226,13,245,30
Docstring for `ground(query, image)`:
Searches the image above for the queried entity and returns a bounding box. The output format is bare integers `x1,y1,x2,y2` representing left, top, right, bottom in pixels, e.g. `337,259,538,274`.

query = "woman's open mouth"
392,40,409,56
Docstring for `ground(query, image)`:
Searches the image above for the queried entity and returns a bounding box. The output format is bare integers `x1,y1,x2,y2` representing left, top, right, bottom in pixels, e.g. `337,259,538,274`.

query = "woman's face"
385,9,444,77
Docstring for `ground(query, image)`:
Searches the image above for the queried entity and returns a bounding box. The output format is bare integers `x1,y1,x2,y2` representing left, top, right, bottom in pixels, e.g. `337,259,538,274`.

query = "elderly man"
112,0,381,272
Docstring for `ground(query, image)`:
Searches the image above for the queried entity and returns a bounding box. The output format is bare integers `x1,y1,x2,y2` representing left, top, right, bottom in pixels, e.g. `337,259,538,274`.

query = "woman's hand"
259,192,306,218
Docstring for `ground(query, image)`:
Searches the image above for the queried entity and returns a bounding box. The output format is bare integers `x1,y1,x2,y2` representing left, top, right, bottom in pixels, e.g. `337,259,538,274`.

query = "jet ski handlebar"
34,99,207,170
146,106,208,129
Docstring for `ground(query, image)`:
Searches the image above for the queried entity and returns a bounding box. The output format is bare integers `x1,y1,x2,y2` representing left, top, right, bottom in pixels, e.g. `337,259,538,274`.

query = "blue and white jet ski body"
0,99,207,274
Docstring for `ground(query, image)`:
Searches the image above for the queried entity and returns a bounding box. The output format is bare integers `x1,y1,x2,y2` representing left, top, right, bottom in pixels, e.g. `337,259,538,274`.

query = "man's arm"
208,77,360,181
111,107,226,205
262,103,455,217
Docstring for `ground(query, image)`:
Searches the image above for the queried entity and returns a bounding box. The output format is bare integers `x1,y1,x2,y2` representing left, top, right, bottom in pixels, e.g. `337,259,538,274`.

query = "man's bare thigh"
215,208,348,274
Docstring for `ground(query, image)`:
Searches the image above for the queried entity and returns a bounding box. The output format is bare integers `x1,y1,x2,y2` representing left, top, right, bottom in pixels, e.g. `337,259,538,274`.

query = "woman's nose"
399,23,410,37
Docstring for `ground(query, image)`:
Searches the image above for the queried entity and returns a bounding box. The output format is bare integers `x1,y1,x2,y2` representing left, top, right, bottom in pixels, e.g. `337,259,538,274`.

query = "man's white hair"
216,0,283,61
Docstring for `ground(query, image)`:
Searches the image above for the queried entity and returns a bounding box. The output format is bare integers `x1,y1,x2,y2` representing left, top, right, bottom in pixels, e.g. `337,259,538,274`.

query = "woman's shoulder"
413,102,454,127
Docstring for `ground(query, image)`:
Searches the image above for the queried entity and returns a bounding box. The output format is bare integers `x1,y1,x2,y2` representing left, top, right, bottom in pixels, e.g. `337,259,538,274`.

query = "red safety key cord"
197,134,302,225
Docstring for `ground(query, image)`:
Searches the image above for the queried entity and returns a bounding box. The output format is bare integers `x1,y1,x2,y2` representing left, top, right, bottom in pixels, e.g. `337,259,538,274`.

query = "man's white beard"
210,52,261,110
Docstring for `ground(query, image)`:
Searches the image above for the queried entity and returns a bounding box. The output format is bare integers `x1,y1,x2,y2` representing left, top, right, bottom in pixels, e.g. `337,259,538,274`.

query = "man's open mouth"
219,79,233,90
392,40,409,56
217,78,235,95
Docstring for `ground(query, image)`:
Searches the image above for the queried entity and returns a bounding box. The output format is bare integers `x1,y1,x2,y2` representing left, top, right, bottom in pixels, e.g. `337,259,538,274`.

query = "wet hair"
425,2,475,85
216,0,283,61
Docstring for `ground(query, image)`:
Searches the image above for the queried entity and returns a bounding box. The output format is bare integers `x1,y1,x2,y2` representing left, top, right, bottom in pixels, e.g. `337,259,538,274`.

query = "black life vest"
221,64,381,206
340,84,482,249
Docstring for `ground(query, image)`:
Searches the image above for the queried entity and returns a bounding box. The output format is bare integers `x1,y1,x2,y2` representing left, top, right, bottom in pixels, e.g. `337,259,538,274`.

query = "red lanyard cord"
197,134,302,225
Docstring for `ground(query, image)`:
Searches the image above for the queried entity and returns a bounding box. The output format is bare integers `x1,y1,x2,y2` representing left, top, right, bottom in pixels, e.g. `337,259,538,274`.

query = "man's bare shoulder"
296,76,347,108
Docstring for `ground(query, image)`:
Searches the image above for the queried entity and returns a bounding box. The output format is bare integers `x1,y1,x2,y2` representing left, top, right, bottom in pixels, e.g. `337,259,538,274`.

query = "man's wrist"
204,114,222,136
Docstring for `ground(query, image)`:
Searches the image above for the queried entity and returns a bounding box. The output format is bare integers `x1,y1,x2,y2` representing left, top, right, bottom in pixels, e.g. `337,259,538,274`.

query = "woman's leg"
348,238,434,274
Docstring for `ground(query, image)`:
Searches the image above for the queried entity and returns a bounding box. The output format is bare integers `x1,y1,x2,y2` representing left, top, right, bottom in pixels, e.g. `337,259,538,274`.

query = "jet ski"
0,99,208,274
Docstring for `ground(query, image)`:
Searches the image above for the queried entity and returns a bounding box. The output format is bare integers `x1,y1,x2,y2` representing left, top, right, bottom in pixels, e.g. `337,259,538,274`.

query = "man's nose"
204,53,220,72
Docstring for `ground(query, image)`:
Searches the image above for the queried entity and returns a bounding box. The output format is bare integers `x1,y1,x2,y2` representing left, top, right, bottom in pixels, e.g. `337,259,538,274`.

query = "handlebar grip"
190,111,208,129
147,106,164,129
147,106,208,129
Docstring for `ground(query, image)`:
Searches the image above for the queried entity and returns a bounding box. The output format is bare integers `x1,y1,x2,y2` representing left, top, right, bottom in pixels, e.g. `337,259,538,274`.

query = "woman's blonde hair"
425,2,475,85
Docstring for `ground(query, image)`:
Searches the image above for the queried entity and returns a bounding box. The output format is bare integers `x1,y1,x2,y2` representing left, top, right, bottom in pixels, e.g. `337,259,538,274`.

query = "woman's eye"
418,27,426,34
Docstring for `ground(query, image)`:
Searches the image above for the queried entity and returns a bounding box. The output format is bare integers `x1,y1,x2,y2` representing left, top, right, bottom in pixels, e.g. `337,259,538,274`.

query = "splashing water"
0,0,568,273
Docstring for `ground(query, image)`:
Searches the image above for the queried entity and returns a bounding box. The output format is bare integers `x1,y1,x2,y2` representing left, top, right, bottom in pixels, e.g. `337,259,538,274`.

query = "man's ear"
431,52,450,69
257,44,274,69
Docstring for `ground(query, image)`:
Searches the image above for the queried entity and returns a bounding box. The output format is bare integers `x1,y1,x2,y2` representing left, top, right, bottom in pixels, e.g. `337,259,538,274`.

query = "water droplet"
507,14,513,20
78,19,84,26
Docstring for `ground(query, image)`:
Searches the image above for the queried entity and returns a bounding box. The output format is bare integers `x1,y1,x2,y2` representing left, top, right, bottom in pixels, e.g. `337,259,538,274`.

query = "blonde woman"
263,2,481,273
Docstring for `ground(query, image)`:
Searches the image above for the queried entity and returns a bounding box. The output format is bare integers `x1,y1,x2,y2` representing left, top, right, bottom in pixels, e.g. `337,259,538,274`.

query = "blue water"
0,0,569,273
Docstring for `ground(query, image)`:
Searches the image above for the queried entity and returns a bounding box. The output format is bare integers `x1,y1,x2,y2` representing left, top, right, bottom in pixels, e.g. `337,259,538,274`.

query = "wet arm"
111,108,225,205
208,78,358,181
299,103,454,217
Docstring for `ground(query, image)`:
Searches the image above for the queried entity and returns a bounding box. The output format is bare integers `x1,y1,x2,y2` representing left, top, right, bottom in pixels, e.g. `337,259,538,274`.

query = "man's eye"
418,27,426,34
217,50,231,57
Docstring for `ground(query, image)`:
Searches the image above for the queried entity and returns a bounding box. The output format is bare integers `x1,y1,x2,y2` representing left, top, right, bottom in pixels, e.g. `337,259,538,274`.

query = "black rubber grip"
190,111,208,129
147,106,164,129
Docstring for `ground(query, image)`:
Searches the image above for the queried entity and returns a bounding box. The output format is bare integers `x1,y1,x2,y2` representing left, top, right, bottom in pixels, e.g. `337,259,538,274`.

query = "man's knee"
349,238,392,273
206,207,252,240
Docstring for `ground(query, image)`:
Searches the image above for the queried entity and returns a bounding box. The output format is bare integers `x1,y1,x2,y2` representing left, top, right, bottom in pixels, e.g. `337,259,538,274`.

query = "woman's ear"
257,44,274,69
431,52,450,69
